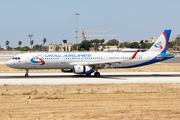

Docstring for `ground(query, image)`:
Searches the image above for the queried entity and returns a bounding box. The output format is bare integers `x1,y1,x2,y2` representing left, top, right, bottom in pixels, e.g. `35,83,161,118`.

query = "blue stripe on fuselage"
118,55,174,68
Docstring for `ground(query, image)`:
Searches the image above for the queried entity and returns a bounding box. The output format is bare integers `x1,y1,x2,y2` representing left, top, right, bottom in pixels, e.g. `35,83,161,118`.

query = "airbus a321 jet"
6,30,174,77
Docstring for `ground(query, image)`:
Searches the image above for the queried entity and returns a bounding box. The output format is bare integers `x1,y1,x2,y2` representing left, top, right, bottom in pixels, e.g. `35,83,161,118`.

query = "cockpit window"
12,57,20,60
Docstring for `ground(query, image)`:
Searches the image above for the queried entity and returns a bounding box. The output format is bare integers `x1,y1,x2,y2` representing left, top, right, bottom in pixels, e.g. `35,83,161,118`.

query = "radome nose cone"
6,60,11,67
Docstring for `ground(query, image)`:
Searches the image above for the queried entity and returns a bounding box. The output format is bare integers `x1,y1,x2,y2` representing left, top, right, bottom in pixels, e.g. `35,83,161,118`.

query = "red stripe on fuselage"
35,56,45,65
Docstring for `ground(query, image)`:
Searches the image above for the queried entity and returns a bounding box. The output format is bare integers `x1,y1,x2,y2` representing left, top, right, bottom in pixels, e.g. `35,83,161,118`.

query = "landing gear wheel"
94,72,100,77
86,74,91,77
25,69,29,77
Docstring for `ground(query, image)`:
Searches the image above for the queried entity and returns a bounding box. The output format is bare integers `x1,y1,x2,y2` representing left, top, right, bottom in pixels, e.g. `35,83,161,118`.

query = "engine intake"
73,65,94,74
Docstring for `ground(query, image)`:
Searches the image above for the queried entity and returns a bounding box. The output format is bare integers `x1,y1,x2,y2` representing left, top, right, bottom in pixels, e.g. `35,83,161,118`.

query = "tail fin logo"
138,43,142,48
154,42,163,49
31,54,45,65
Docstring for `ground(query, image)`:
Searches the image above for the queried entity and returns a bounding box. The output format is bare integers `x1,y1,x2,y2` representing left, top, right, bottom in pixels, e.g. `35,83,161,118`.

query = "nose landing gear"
25,69,29,77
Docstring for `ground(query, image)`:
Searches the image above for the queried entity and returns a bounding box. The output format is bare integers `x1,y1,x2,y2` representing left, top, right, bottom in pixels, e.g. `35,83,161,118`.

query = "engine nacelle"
73,65,94,74
61,69,73,73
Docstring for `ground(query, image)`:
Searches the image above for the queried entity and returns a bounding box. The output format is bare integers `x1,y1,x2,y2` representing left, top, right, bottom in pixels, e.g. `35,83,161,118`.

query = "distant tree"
30,40,34,50
123,42,129,48
18,41,22,50
107,39,119,46
0,47,5,51
30,40,34,46
42,38,47,51
119,43,124,48
80,40,92,51
42,38,47,45
33,44,41,51
21,46,30,51
7,46,12,50
174,35,180,45
72,44,81,51
90,40,95,45
128,42,138,48
168,42,174,48
94,39,98,45
93,39,100,45
94,45,98,51
72,44,77,50
6,40,9,50
100,39,105,45
102,44,106,49
142,43,147,48
143,43,154,48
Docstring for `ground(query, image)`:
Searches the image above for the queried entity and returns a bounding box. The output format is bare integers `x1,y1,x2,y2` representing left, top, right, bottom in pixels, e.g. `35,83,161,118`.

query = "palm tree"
6,40,9,51
42,38,47,45
30,40,34,51
100,39,105,45
42,38,47,51
18,41,22,50
90,40,95,45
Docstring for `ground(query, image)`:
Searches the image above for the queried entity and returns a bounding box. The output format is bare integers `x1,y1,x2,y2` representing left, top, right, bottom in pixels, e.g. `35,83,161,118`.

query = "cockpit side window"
12,57,20,60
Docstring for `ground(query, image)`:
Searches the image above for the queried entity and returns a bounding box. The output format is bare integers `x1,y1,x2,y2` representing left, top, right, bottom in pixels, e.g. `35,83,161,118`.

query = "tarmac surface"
0,72,180,85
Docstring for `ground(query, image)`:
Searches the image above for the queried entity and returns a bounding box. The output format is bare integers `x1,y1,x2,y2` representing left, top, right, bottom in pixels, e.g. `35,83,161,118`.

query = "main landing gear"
25,69,29,77
85,72,100,77
94,72,100,77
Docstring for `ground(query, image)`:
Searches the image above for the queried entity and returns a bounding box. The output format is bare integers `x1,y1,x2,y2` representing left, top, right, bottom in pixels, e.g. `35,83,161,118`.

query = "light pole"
75,13,79,51
28,34,33,52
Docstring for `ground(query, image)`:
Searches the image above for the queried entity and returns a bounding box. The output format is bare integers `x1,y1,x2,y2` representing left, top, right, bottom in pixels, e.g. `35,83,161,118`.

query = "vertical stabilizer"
134,40,143,49
148,30,171,53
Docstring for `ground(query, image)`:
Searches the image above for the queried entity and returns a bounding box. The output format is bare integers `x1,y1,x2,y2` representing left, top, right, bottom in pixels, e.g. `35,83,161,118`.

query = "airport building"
48,40,74,52
145,37,175,43
144,37,157,43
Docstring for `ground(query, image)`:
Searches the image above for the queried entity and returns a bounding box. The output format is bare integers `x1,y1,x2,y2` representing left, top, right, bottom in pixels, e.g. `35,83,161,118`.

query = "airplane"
6,30,174,77
103,40,144,52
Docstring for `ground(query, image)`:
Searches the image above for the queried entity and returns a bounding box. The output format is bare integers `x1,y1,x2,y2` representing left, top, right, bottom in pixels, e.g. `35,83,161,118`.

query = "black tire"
94,72,100,77
25,74,28,77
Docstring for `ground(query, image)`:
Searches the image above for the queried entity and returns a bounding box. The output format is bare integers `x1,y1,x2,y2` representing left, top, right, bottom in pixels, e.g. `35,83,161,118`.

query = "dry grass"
1,84,180,119
1,63,180,73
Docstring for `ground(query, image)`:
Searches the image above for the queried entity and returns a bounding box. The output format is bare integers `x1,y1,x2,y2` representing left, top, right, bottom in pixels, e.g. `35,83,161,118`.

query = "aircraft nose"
6,60,12,67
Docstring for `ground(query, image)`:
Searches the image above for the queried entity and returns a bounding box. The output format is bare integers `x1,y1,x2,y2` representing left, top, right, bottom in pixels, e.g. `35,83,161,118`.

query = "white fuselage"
6,51,156,69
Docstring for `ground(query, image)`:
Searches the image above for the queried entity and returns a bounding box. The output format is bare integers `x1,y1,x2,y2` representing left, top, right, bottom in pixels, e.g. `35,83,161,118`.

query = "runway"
0,72,180,85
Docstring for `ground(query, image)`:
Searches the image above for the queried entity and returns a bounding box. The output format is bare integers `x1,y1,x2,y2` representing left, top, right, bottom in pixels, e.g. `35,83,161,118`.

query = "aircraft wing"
78,49,139,66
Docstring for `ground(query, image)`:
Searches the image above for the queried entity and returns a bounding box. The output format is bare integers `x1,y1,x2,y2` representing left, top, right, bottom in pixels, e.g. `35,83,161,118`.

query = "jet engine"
73,65,94,74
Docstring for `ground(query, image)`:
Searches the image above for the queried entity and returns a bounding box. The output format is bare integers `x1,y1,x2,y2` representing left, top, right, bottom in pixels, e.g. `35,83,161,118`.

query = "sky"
0,0,180,48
